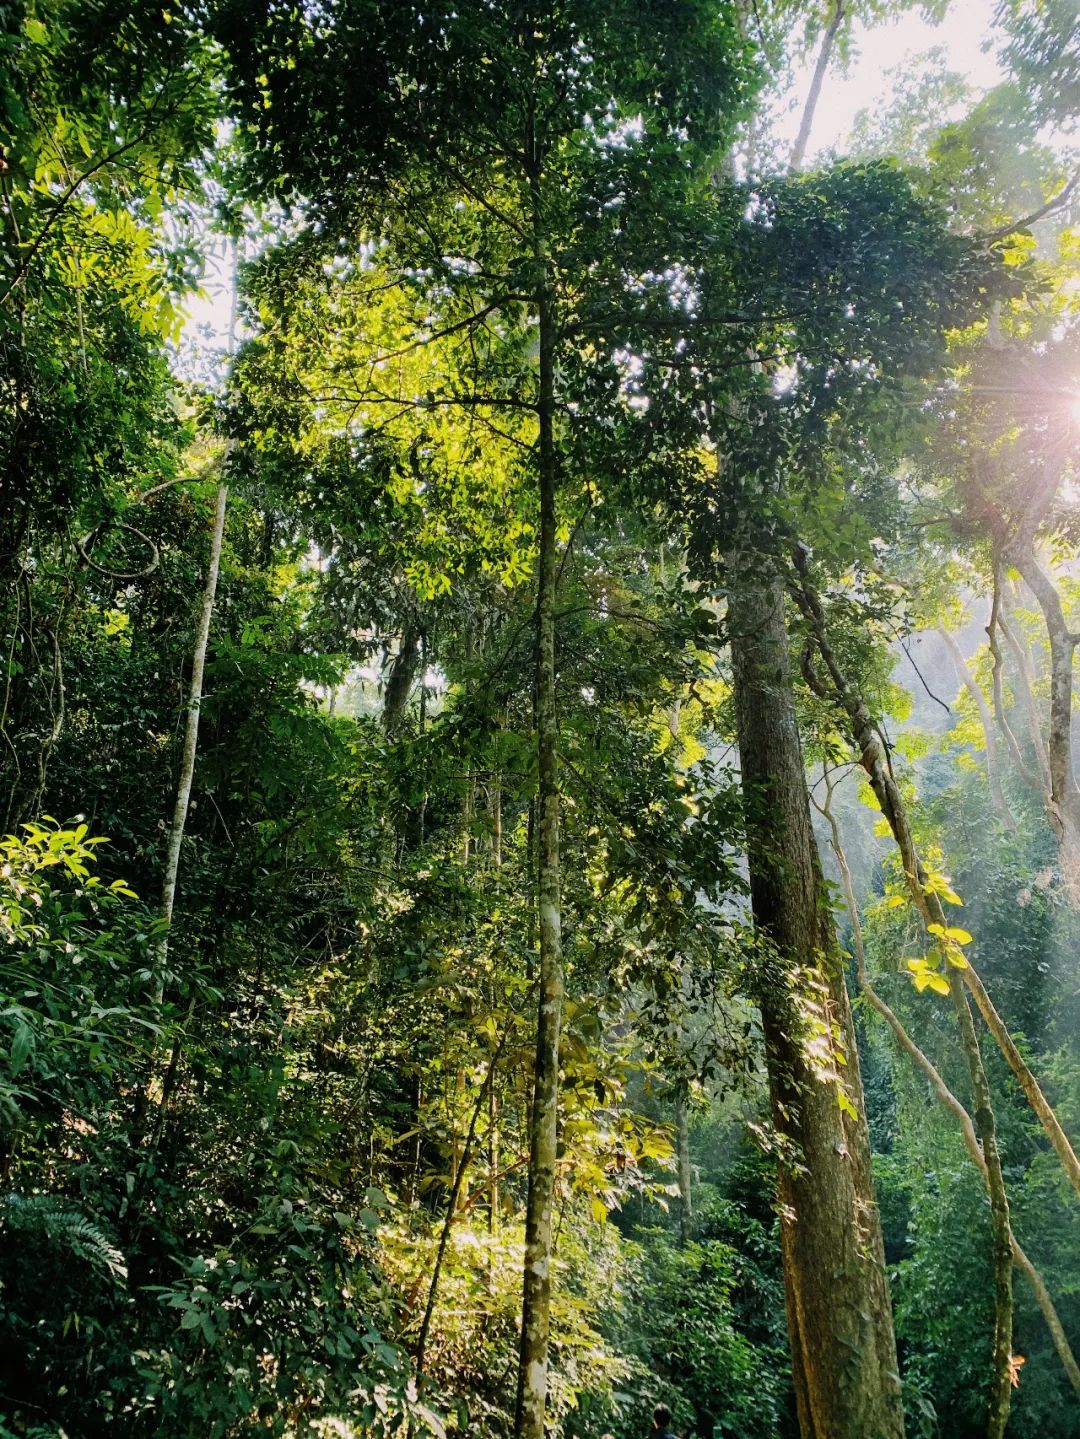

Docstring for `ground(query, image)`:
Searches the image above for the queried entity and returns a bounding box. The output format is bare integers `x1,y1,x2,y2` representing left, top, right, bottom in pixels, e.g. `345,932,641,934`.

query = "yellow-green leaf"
928,923,972,944
913,970,951,996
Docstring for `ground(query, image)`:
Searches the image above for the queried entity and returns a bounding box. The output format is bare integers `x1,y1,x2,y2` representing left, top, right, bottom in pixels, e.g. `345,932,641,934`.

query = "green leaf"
9,1021,34,1077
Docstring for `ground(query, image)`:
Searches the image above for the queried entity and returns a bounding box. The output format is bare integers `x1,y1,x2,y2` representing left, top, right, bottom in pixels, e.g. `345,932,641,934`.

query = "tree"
211,6,755,1432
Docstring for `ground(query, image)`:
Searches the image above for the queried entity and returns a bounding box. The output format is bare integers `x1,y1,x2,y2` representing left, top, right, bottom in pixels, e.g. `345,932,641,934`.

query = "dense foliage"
1,1,1079,1437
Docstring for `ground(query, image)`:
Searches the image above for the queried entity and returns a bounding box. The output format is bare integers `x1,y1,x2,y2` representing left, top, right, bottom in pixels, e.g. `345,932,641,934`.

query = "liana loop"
77,520,161,581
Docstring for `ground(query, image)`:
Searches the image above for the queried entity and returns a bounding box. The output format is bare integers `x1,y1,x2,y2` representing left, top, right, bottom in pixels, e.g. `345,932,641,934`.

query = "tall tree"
729,554,905,1438
212,5,755,1432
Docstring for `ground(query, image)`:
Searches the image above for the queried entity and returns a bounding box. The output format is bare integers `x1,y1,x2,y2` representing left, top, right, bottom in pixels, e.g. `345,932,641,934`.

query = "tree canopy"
2,2,1079,1438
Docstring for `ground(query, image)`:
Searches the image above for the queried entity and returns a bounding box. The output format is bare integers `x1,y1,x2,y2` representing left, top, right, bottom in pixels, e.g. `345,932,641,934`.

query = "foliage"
3,2,1080,1438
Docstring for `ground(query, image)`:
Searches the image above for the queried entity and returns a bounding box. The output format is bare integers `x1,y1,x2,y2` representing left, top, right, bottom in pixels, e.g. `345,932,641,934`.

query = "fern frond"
2,1191,128,1285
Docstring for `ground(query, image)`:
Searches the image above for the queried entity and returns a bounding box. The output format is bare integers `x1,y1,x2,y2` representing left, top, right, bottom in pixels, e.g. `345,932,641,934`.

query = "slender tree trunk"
462,620,477,861
789,0,846,171
155,238,238,986
383,620,421,736
675,1095,693,1247
489,767,504,869
728,559,904,1439
1008,545,1080,867
154,480,228,994
938,625,1016,830
987,575,1045,795
816,774,1080,1399
995,586,1053,794
450,1066,467,1205
514,179,565,1439
982,436,1080,885
416,1050,502,1384
490,770,503,1239
489,1063,500,1239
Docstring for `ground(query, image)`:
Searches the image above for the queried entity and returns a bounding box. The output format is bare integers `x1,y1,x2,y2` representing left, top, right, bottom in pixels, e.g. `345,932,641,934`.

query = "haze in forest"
1,4,1079,1439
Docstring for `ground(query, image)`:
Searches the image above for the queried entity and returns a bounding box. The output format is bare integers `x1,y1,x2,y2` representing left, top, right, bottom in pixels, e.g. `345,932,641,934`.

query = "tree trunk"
728,559,904,1439
382,620,421,736
795,562,1014,1437
514,195,565,1439
995,584,1053,795
938,624,1016,830
416,1050,501,1384
816,772,1080,1399
789,0,846,171
155,480,228,993
1007,544,1080,878
987,575,1046,796
675,1095,693,1247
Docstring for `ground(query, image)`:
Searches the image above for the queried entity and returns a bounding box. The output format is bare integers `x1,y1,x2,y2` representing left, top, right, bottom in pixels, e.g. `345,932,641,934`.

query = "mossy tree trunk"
728,561,903,1439
514,151,564,1439
727,79,903,1432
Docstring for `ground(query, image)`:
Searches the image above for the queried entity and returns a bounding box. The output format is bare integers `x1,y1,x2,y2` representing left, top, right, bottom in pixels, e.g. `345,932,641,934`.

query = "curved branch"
796,554,1080,1208
0,103,169,309
415,1031,508,1383
793,554,1015,1435
981,169,1080,243
815,769,1080,1399
77,521,160,581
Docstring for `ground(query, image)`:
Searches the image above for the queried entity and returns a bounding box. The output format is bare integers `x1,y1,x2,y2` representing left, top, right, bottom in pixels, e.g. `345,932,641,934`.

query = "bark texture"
728,561,903,1439
514,215,564,1439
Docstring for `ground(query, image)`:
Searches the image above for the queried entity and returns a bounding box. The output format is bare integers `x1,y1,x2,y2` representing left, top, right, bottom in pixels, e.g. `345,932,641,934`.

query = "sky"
774,0,1005,161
